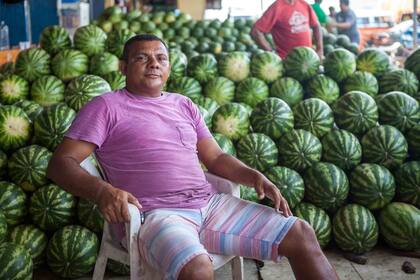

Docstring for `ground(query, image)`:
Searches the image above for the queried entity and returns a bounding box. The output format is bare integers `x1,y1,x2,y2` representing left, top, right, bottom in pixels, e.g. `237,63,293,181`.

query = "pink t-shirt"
255,0,319,58
66,88,216,211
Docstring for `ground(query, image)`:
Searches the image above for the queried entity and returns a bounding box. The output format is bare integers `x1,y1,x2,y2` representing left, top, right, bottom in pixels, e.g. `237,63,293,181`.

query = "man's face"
121,40,170,92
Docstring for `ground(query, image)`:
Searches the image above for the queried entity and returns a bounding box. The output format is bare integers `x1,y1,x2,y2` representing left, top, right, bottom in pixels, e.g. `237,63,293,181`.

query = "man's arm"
312,24,324,60
251,25,274,52
333,21,352,29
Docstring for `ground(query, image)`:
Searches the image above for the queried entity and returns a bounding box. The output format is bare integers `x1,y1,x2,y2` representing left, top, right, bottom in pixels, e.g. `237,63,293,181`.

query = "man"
47,34,338,280
251,0,323,59
311,0,327,26
331,0,360,44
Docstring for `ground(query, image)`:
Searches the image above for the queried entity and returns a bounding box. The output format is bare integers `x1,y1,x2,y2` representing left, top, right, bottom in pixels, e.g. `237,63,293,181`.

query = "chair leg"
231,256,244,280
92,255,108,280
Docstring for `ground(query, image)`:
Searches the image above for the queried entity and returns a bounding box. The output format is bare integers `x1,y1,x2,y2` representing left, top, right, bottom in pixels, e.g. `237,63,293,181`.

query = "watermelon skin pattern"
0,105,32,152
395,161,420,208
213,133,236,156
305,74,340,105
333,204,378,254
30,75,65,106
378,69,419,96
77,198,104,234
324,48,356,83
212,103,250,141
187,54,218,83
235,77,269,108
102,71,126,91
89,52,120,77
14,48,51,82
168,76,202,102
39,25,72,55
0,212,6,242
269,77,303,107
203,77,235,105
218,51,250,82
343,71,378,97
356,48,390,77
0,242,33,280
52,49,89,82
250,51,284,83
74,25,108,57
406,124,420,159
0,74,29,105
0,181,27,226
284,47,320,82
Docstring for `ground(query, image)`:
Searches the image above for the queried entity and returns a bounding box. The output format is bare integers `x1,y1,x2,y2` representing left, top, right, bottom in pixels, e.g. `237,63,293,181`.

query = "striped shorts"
137,193,297,280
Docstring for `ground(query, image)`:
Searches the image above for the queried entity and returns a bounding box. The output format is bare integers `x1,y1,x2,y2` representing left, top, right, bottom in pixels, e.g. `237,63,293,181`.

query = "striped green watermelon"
0,150,6,179
89,52,120,77
293,98,334,138
102,71,126,91
0,105,32,152
293,202,332,248
321,129,362,171
65,75,111,111
235,77,269,108
29,184,76,231
187,54,218,83
8,224,48,267
0,242,33,280
0,181,27,225
269,77,303,108
350,163,395,210
218,51,250,82
236,133,278,172
250,51,284,83
14,48,51,82
406,124,420,159
333,204,378,253
107,259,130,276
30,75,65,106
33,103,76,151
39,25,72,55
198,105,212,130
305,74,340,105
405,48,420,80
74,25,107,57
106,29,135,58
0,62,14,77
196,96,219,115
277,129,322,172
378,69,419,96
264,166,304,209
213,133,236,156
395,161,420,208
324,48,356,82
47,225,99,278
284,47,320,82
377,91,420,133
13,100,43,122
361,125,408,170
0,211,6,242
52,49,89,82
211,103,250,141
379,202,420,251
77,198,104,234
333,91,378,136
167,76,202,102
240,185,259,202
8,145,52,192
169,49,187,80
203,77,235,105
0,75,29,105
343,71,379,97
356,48,390,77
335,34,351,48
250,97,293,140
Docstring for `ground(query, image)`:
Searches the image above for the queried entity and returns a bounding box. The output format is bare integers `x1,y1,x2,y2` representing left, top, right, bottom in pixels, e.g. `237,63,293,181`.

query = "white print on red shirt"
289,11,309,33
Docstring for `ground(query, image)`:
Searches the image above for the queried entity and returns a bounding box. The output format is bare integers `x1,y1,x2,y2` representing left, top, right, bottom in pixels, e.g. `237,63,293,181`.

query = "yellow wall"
177,0,206,20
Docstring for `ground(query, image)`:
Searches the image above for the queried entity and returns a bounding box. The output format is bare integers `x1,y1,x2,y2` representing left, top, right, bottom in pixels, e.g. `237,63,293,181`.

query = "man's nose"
148,56,160,69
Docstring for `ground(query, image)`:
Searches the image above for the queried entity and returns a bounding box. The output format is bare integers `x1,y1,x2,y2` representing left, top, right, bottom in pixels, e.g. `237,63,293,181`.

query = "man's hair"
340,0,349,6
121,34,168,62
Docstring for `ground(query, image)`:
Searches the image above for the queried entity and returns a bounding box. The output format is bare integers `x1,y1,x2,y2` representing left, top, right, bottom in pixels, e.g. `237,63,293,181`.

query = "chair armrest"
124,203,142,251
204,172,240,198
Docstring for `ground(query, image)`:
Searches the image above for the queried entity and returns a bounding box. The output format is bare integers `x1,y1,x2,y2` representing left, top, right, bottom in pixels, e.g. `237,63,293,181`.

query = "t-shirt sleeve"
345,11,356,25
254,2,279,33
65,96,112,148
186,99,212,141
308,3,320,27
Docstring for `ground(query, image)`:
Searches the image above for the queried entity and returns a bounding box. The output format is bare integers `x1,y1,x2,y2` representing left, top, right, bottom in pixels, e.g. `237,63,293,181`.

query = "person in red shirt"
251,0,323,59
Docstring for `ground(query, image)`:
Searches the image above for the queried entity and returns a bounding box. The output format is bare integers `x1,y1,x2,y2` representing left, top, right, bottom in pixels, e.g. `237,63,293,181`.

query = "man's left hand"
316,48,324,63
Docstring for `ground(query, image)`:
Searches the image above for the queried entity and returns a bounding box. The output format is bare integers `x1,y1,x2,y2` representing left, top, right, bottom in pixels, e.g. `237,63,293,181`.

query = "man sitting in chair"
47,34,338,280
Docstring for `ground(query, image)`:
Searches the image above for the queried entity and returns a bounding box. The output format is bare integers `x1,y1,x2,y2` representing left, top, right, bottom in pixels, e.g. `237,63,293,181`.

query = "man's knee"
178,254,213,280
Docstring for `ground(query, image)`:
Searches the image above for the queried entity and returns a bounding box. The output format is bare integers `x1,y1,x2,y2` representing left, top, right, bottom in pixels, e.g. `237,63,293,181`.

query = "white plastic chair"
80,157,244,280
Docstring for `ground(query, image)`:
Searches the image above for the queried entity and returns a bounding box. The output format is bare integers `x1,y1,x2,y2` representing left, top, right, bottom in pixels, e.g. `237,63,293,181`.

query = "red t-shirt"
255,0,319,58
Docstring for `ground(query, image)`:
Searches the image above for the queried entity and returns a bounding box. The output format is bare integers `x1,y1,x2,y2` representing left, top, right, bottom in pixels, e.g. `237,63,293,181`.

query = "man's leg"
178,254,213,280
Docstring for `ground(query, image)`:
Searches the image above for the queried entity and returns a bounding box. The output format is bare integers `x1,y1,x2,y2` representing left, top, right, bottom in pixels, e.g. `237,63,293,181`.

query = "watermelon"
29,184,77,231
187,54,218,83
269,77,303,108
335,34,351,48
203,77,235,105
304,162,349,212
264,166,304,209
379,202,420,251
0,74,29,105
293,98,334,138
305,74,340,105
198,105,212,129
250,51,284,83
378,69,419,96
321,129,362,171
39,25,72,55
333,91,378,136
13,100,43,122
33,103,76,151
8,224,48,267
277,129,322,172
0,150,6,179
107,259,130,276
406,124,420,159
323,48,356,82
235,77,269,108
52,49,89,82
102,71,126,91
395,161,420,208
14,48,51,82
196,96,219,115
218,51,250,82
106,29,135,58
361,125,408,170
77,198,104,234
0,105,32,152
74,25,107,57
211,103,250,141
250,97,293,140
293,202,332,248
0,211,6,242
405,48,420,80
30,75,65,106
167,76,202,102
333,204,378,254
8,145,52,192
236,133,278,171
65,74,111,111
284,46,320,82
0,242,33,280
240,185,259,202
0,181,27,225
343,71,379,97
89,52,120,77
47,225,99,278
169,49,188,80
213,133,236,156
356,48,390,77
376,91,420,133
0,62,14,77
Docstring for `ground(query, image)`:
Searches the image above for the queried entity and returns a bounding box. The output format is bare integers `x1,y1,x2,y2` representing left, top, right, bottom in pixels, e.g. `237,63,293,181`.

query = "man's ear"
120,60,127,75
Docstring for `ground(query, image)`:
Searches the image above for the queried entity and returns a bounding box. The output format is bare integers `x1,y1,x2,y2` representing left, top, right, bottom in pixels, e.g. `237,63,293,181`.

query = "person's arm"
333,21,352,29
312,24,324,60
251,26,274,52
251,2,279,52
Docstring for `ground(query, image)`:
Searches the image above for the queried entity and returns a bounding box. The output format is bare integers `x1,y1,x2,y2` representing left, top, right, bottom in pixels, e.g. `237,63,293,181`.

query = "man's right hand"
96,184,142,224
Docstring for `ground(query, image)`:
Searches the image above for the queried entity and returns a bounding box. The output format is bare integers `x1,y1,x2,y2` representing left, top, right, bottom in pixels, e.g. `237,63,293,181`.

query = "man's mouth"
145,73,161,78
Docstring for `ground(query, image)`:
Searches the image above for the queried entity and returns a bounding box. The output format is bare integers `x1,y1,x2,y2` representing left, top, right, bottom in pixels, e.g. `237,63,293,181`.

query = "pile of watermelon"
0,5,420,279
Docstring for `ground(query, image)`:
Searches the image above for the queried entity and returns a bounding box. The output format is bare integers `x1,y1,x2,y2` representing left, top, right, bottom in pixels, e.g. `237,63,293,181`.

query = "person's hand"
316,48,324,63
96,184,142,224
252,172,292,217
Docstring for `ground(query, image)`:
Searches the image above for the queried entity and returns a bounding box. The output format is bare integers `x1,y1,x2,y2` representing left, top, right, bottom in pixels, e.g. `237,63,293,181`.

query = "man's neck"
126,85,162,98
284,0,295,4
